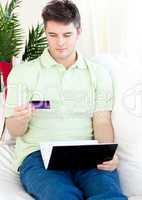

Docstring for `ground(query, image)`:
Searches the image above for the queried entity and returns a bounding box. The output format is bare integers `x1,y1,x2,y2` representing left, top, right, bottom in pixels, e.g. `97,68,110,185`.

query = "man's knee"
21,175,83,200
28,184,83,200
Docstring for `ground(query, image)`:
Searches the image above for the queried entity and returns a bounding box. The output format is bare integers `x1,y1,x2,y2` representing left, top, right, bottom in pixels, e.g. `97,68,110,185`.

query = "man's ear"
77,27,82,36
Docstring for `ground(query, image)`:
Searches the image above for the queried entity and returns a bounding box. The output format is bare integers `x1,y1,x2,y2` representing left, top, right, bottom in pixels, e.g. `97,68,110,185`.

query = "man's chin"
55,54,68,60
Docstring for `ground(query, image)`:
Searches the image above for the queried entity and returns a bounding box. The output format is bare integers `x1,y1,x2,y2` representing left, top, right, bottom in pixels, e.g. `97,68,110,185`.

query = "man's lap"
19,151,128,200
19,151,84,199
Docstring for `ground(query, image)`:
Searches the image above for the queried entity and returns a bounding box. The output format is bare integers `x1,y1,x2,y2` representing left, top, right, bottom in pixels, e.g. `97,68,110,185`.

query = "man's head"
42,0,81,29
42,0,81,66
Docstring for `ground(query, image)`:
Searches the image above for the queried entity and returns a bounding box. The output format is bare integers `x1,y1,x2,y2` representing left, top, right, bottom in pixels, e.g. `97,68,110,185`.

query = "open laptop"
40,141,118,170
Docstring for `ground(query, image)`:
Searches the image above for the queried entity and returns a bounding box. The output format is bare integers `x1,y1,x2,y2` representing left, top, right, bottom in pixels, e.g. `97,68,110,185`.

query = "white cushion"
0,93,15,145
129,197,142,200
0,144,33,200
95,54,142,196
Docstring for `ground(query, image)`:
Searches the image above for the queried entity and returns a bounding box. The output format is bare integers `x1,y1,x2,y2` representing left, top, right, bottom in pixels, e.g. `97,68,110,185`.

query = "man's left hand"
97,154,118,171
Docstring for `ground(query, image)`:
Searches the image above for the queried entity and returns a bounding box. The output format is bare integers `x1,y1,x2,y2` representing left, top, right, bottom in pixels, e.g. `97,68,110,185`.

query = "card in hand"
31,100,50,109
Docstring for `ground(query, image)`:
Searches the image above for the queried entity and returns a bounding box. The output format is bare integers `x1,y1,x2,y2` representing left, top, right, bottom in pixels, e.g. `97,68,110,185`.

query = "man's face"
45,21,81,62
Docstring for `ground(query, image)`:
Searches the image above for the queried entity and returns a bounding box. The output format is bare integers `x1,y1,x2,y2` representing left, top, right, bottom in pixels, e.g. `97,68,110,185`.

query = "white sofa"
94,54,142,199
0,54,142,200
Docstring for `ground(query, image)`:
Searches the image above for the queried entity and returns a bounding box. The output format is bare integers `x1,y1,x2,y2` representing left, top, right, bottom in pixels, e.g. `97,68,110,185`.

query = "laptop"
40,141,118,170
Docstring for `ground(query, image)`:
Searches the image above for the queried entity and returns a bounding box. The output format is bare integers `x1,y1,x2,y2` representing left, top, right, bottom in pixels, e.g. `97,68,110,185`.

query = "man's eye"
64,34,72,37
49,34,57,37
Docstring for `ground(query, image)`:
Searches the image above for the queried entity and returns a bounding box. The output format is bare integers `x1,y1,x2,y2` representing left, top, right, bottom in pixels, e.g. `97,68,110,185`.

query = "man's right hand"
6,104,36,137
13,104,35,124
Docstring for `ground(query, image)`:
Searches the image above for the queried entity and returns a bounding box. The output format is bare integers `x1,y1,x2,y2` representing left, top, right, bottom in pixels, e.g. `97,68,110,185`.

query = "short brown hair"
42,0,81,28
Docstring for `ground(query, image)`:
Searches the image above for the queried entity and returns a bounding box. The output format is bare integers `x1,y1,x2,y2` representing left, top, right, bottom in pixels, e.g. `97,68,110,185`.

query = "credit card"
31,100,50,109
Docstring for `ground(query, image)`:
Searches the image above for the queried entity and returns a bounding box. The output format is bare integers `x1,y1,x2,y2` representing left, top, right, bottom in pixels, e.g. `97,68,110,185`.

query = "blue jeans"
19,151,128,200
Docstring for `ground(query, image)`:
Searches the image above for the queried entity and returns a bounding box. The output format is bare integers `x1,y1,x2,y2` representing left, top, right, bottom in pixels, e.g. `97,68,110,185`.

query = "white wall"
1,0,139,62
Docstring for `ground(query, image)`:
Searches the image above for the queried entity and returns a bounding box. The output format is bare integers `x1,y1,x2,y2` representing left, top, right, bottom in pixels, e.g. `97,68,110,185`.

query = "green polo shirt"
5,49,113,167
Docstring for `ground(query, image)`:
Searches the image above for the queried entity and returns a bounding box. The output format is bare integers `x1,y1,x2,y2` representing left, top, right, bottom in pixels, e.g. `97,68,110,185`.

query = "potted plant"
0,0,23,95
22,24,48,61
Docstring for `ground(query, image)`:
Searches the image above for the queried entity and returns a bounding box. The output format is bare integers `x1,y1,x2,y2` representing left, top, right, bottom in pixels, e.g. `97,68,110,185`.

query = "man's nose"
57,36,65,46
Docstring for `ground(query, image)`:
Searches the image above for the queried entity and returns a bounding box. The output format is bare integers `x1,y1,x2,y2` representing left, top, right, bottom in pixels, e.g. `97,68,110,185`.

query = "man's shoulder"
8,58,41,84
14,57,40,72
84,57,112,86
85,57,109,74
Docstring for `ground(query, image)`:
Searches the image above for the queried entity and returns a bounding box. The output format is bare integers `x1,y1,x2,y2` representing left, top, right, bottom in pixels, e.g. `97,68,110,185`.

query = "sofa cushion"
0,93,15,145
0,144,33,200
95,54,142,196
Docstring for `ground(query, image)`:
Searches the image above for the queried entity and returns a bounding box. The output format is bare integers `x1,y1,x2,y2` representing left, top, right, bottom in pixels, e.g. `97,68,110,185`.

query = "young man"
5,0,128,199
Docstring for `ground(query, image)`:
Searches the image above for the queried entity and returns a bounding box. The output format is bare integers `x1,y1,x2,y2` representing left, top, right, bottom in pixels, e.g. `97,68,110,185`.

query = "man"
5,0,128,199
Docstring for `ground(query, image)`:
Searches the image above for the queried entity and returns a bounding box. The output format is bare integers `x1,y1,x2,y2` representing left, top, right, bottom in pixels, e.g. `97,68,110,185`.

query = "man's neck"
49,50,77,70
60,52,77,69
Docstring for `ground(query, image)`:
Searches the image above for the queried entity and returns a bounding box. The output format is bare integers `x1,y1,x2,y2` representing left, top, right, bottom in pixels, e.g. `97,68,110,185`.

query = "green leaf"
0,0,23,62
22,24,48,61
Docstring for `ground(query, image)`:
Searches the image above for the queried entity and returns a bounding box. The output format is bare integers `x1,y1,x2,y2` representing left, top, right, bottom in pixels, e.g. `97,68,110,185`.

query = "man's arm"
93,111,114,143
93,110,118,171
6,104,35,137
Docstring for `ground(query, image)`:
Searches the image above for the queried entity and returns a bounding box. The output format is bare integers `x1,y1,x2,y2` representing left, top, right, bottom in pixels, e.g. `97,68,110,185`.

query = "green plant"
0,0,23,63
22,24,48,61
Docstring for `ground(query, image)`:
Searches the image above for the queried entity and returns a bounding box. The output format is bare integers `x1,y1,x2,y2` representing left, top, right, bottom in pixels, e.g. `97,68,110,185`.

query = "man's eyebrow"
64,32,72,34
48,32,57,34
48,32,73,34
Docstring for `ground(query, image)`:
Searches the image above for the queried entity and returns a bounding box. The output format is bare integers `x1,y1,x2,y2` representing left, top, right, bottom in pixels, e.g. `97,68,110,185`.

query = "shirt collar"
40,48,87,69
72,50,87,69
40,48,58,68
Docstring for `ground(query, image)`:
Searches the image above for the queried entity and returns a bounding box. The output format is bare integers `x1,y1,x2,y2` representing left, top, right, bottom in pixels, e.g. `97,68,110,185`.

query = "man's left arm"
93,111,118,171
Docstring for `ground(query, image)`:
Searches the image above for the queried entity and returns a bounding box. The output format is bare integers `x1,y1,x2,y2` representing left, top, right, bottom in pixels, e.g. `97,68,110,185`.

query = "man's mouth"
56,48,66,52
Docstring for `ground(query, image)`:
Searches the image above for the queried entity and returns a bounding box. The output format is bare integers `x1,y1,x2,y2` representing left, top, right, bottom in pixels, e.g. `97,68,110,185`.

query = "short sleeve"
5,66,31,118
94,65,113,112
